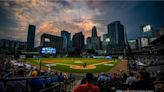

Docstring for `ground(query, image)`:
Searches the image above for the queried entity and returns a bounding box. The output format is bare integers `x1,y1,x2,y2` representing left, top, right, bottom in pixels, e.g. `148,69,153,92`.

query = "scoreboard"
41,47,56,54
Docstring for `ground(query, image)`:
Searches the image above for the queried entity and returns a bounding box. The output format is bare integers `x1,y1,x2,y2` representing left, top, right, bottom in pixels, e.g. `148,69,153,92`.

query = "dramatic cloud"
0,0,106,46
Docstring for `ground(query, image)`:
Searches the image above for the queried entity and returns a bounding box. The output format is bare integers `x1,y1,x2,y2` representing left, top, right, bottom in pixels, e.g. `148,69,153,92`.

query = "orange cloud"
2,0,106,46
37,22,60,35
76,19,95,33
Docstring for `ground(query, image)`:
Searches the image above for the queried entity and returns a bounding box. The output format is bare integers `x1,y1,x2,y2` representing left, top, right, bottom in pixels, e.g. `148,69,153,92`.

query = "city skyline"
0,0,164,46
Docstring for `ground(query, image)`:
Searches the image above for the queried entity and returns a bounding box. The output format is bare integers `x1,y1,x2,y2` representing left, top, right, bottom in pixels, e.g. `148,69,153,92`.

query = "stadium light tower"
124,26,136,72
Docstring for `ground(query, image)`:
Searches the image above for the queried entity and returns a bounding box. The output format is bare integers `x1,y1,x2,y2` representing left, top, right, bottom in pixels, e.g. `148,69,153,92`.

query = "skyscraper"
40,33,64,53
27,24,36,50
72,32,84,50
92,26,97,37
0,39,27,54
102,33,110,51
107,21,125,51
91,26,101,50
61,30,71,52
86,37,92,49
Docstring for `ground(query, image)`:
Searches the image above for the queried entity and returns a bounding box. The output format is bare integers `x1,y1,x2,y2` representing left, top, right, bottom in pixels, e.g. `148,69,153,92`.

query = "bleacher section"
0,54,164,92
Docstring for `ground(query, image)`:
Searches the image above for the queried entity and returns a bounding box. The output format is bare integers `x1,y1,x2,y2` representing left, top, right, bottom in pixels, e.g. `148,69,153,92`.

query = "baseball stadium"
0,1,164,92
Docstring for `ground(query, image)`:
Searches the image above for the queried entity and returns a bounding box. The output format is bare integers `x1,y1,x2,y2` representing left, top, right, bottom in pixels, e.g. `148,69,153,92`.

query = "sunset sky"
0,0,164,46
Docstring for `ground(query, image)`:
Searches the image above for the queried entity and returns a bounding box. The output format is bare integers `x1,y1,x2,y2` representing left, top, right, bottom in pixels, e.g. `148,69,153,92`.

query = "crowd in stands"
135,55,164,65
0,54,72,92
128,55,164,66
74,71,164,92
0,54,164,92
128,55,164,72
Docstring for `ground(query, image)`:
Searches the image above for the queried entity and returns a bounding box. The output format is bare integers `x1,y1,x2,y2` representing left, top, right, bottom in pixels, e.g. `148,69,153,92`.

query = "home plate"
104,64,114,66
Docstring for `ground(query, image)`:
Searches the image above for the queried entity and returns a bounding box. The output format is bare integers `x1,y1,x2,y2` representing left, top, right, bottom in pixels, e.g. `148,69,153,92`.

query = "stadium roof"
151,34,164,45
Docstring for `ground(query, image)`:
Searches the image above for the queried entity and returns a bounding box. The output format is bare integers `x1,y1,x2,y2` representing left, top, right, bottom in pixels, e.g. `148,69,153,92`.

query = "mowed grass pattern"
26,58,119,73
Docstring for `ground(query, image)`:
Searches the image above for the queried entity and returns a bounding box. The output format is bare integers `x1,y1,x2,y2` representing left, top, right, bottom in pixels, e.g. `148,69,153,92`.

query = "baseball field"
26,58,121,73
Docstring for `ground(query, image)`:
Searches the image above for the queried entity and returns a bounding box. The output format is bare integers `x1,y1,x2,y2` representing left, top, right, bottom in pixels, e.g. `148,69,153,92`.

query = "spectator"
51,72,59,83
125,72,137,86
29,70,45,92
0,68,4,92
112,73,117,80
135,71,141,80
43,72,52,88
107,73,113,80
130,71,155,91
122,73,128,82
0,82,4,92
58,72,64,82
98,73,108,82
63,73,68,80
74,73,100,92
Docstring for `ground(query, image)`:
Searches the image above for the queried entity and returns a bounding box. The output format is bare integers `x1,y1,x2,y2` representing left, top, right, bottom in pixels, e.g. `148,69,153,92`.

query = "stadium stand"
0,54,164,92
0,54,75,92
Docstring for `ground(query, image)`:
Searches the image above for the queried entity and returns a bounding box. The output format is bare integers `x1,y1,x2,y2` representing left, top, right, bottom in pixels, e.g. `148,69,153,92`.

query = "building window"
45,38,50,42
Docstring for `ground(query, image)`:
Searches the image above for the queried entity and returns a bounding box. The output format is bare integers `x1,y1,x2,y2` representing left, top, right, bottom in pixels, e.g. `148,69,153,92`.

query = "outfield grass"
26,58,119,73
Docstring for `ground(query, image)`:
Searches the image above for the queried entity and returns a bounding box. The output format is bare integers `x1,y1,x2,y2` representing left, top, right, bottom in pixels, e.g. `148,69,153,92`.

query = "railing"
0,76,75,92
39,83,64,92
39,79,75,92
